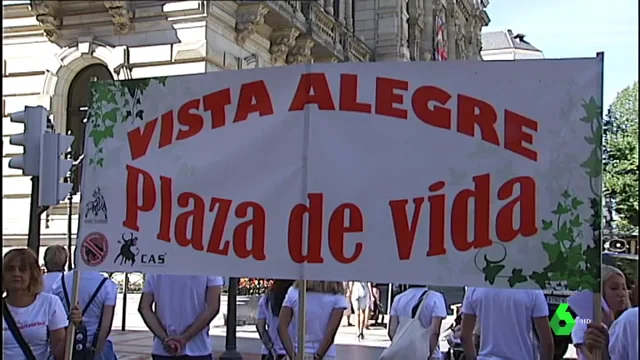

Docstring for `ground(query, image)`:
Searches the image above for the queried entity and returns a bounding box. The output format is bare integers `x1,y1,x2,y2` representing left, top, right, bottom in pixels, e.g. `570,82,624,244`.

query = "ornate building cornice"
103,1,134,35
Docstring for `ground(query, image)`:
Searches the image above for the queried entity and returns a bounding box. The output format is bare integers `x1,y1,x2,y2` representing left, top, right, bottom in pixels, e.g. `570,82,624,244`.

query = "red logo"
81,232,109,267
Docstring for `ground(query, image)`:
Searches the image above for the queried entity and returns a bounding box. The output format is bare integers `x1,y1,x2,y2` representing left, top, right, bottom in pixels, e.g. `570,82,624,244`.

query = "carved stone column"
470,9,484,60
104,1,134,34
269,28,301,65
465,16,476,59
235,3,270,46
31,0,61,40
407,0,422,61
421,0,434,60
324,0,334,16
287,37,315,64
345,0,353,31
445,0,456,60
455,18,466,60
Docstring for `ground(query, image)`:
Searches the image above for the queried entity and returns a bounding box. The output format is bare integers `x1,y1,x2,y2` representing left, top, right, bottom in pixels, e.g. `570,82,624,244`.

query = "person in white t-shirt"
608,306,639,360
256,279,295,359
580,282,638,360
3,248,69,360
42,245,69,294
460,288,554,360
572,265,630,360
278,281,348,360
388,285,448,359
139,274,223,360
348,281,373,340
53,270,119,360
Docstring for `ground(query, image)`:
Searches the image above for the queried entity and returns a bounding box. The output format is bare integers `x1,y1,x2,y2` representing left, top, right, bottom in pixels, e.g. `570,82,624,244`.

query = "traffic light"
39,132,75,207
7,106,48,176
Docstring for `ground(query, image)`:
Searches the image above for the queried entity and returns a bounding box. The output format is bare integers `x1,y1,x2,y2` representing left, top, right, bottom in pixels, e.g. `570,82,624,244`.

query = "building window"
66,64,113,193
333,0,340,20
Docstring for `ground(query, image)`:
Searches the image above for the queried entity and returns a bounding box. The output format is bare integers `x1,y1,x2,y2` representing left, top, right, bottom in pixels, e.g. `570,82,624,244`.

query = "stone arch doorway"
66,64,113,192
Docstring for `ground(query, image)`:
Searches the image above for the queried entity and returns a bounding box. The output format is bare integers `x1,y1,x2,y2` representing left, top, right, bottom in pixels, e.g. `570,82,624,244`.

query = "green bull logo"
550,303,591,336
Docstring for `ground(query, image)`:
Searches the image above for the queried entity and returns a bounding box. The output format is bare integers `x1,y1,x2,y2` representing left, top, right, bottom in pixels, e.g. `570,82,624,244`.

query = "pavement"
110,294,578,359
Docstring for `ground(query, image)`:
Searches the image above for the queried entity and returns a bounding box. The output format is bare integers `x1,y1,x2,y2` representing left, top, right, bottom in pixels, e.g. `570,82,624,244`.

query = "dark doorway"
66,64,113,192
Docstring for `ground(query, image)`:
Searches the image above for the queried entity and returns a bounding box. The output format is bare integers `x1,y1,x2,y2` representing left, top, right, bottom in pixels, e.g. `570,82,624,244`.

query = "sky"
484,0,638,109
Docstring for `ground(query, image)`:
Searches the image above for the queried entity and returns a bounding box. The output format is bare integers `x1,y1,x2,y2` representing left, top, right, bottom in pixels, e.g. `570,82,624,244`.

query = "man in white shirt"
42,245,68,293
139,274,223,360
460,287,554,360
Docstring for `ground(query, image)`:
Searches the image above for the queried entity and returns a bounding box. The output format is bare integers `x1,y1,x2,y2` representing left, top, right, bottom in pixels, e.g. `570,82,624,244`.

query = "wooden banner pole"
295,60,312,360
296,280,307,360
591,50,605,360
63,270,82,360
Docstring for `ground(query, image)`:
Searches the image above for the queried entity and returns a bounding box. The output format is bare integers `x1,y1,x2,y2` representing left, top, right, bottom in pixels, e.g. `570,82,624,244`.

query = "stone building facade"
2,0,489,254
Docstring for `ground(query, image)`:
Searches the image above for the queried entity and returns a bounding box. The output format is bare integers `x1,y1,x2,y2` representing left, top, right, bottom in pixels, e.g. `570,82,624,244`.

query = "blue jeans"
95,340,117,360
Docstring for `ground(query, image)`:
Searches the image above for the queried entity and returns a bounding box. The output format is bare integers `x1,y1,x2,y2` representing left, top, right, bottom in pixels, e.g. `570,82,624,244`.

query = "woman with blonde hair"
571,264,630,360
2,248,70,359
278,281,348,360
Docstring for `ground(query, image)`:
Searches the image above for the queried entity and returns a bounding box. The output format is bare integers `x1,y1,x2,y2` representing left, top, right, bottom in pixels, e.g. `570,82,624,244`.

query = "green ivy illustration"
87,76,168,167
476,97,603,291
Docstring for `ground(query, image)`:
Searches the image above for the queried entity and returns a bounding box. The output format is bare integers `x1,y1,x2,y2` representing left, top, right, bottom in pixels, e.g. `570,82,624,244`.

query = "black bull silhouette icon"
114,233,139,266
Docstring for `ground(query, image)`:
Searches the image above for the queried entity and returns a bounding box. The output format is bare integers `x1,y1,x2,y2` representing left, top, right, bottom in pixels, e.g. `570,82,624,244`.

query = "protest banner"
74,58,604,292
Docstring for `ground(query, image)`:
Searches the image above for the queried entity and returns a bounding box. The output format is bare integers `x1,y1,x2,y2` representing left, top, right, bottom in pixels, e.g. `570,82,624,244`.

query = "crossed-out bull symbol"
114,232,139,266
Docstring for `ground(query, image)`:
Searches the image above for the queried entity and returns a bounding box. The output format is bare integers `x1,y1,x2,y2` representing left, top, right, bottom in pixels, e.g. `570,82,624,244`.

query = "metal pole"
67,193,74,270
27,176,42,256
219,277,242,360
122,273,129,331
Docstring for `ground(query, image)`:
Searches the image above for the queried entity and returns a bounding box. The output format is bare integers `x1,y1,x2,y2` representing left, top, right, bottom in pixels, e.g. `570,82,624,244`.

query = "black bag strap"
92,308,105,350
61,275,70,310
62,276,108,315
2,299,37,360
411,290,429,318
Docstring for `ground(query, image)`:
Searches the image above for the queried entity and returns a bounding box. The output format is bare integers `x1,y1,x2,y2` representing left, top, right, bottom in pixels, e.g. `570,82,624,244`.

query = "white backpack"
379,291,432,360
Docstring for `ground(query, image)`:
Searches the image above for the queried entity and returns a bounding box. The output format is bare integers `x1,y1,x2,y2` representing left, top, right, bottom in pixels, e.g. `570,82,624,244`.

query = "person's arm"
93,280,118,354
278,289,297,359
531,292,554,360
460,289,477,360
93,305,115,354
428,316,444,357
583,322,610,360
278,306,296,359
255,297,275,354
179,282,222,342
388,315,399,340
315,297,347,359
138,277,170,342
48,296,69,360
426,294,447,358
138,292,169,340
533,316,554,360
387,295,399,339
49,328,67,360
460,313,477,360
571,319,588,359
368,283,375,299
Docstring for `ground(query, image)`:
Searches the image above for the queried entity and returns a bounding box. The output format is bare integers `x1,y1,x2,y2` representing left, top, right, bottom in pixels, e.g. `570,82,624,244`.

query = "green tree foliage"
603,82,639,232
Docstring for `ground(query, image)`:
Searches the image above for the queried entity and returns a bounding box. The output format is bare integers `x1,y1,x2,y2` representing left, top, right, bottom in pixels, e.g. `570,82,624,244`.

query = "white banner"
76,58,604,291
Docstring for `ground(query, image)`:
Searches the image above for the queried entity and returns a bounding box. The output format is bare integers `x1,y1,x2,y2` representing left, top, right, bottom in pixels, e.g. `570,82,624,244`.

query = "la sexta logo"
84,187,108,223
114,232,166,267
